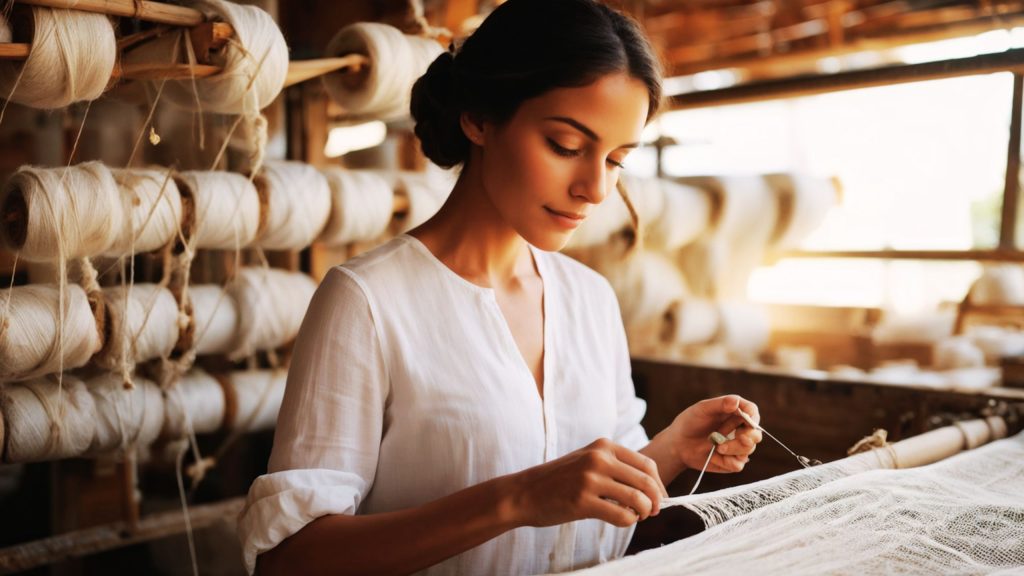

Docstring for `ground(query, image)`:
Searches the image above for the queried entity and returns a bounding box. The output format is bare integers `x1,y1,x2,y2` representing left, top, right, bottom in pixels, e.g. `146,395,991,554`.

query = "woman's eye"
607,158,626,169
546,138,581,158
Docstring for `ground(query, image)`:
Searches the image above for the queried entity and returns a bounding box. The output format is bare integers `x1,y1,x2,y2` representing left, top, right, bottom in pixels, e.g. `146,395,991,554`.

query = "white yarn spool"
176,171,262,250
966,325,1024,363
662,298,719,346
646,179,712,251
229,267,317,360
323,23,443,120
319,168,395,245
968,265,1024,306
107,169,184,255
0,375,96,463
87,373,165,453
162,369,226,438
933,337,986,370
187,285,239,356
0,7,116,109
392,171,449,233
716,301,771,364
764,173,838,250
601,250,689,330
1,162,124,261
96,284,180,370
0,284,102,382
226,369,286,432
255,161,332,250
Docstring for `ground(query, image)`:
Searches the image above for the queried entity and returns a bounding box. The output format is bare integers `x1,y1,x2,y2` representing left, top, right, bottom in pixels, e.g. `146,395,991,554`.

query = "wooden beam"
1000,73,1023,249
670,48,1024,110
0,44,30,59
0,497,245,574
14,0,205,26
284,55,370,88
776,249,1024,262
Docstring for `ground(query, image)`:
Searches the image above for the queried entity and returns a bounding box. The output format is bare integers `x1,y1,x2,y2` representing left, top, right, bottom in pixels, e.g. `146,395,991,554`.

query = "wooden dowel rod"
284,54,371,87
113,62,222,81
0,44,30,59
15,0,205,26
0,497,245,574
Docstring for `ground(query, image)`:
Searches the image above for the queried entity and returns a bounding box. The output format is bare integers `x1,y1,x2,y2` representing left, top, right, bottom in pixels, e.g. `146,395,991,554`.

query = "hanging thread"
254,160,332,250
228,267,316,360
95,284,180,383
86,372,165,454
108,169,184,255
319,168,395,246
182,284,239,356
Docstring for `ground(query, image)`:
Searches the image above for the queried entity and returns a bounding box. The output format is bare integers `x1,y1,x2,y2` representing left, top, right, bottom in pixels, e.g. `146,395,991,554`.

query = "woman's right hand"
502,438,668,528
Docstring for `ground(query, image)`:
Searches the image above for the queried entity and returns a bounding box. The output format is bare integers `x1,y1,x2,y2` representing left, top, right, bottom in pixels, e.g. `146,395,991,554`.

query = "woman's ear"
459,112,486,146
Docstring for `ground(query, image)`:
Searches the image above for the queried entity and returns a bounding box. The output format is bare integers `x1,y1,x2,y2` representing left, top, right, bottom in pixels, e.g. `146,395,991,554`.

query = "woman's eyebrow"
544,116,640,149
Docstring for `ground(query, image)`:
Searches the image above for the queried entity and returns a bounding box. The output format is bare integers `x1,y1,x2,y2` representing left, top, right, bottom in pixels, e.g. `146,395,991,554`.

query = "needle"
737,410,822,469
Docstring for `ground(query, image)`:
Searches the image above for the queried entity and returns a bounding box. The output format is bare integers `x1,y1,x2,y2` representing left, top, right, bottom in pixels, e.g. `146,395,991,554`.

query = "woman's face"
470,72,650,252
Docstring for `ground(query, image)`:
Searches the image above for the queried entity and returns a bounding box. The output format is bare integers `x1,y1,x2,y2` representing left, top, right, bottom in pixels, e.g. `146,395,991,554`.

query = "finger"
709,454,749,473
595,476,654,521
694,394,742,420
612,445,668,499
734,427,763,447
736,398,761,427
717,439,757,457
607,450,665,515
584,494,640,528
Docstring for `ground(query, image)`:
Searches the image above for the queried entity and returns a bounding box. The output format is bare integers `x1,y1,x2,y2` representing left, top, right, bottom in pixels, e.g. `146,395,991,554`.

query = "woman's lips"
544,206,585,229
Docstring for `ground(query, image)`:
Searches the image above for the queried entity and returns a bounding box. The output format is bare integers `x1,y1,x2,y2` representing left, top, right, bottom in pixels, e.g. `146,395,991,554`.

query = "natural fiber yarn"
966,325,1024,363
0,7,116,109
0,284,102,382
186,285,240,356
96,284,180,371
86,373,165,453
319,168,395,245
968,265,1024,306
716,301,770,364
871,311,955,345
1,162,124,261
228,267,316,360
176,171,262,250
162,369,226,438
662,299,719,346
0,375,96,463
107,169,184,255
0,13,11,43
764,173,838,250
391,171,449,233
255,161,332,250
649,180,712,252
323,23,443,120
224,369,286,432
933,337,986,370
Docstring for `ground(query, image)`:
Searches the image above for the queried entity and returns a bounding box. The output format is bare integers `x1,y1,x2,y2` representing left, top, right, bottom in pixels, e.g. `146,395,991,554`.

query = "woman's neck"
408,161,535,290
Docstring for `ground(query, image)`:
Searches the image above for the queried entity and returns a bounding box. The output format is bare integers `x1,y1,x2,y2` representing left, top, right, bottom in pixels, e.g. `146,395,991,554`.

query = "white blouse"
237,234,649,575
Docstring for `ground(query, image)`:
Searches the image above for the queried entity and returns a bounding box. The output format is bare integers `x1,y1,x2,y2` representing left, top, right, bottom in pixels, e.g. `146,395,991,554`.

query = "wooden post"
1000,73,1023,250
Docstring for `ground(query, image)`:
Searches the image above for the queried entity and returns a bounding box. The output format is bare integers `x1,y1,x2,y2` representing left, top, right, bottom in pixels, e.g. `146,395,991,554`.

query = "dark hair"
410,0,663,169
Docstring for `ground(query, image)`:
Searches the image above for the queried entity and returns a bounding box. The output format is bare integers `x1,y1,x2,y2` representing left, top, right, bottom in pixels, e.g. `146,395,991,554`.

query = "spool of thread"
107,169,183,255
662,299,720,346
87,373,165,453
968,265,1024,306
162,369,226,438
228,267,317,360
716,301,771,364
391,171,449,233
176,171,262,250
255,161,332,250
0,284,103,382
221,369,287,432
765,174,838,250
322,23,443,120
0,375,97,463
1,162,125,261
183,285,239,356
96,284,180,370
933,337,986,370
0,7,116,109
966,325,1024,363
647,180,712,251
319,168,395,245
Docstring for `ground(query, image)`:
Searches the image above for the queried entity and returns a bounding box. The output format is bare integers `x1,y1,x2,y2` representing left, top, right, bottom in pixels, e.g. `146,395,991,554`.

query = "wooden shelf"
14,0,205,27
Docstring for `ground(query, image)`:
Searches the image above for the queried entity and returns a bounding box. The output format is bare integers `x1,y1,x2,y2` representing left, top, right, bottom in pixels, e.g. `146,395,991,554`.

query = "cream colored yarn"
86,372,165,453
323,22,443,120
968,264,1024,306
228,267,316,360
188,284,240,356
176,171,261,250
255,161,332,250
1,162,124,261
96,284,180,372
764,173,838,251
0,284,101,382
0,7,116,109
162,369,226,438
319,168,395,245
0,374,97,463
0,13,11,43
108,169,184,255
226,369,286,432
390,171,450,233
663,299,720,346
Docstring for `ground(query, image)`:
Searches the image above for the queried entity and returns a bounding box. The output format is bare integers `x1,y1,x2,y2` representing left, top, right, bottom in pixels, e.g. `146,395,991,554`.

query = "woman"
238,1,762,574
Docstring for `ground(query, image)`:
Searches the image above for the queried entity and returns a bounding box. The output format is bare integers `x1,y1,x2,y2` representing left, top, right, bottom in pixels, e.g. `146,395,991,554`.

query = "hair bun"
410,51,470,169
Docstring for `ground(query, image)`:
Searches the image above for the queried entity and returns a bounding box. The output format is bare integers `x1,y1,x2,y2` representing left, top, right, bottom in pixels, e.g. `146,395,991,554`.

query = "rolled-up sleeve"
236,266,389,574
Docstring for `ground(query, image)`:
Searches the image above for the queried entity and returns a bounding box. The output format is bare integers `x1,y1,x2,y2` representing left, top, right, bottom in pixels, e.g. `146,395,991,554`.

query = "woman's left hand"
668,395,763,473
